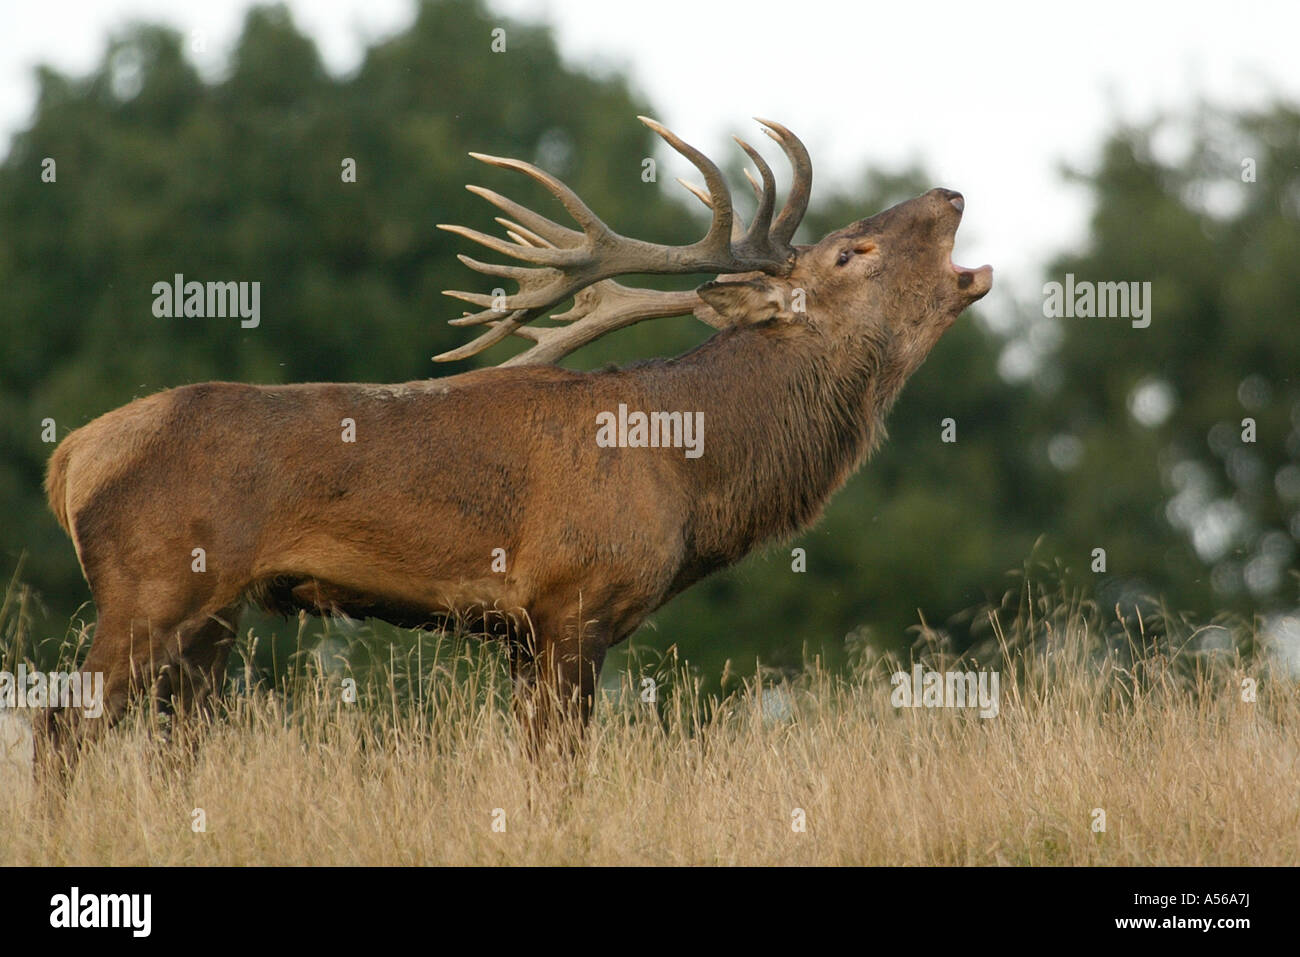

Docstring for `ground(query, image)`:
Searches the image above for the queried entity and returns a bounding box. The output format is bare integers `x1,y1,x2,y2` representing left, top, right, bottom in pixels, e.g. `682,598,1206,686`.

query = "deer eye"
837,241,876,266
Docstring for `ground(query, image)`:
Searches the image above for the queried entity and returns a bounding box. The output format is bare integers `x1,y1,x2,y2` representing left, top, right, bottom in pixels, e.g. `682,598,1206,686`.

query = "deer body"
39,117,991,768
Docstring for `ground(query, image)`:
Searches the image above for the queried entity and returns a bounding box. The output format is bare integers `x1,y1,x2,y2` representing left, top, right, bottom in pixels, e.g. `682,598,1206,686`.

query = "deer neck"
637,320,906,574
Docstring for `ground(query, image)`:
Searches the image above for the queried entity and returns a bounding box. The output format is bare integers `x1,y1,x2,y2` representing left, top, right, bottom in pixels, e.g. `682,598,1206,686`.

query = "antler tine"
453,252,537,281
755,117,812,247
465,184,583,249
637,115,735,257
676,176,746,244
495,218,554,250
675,176,714,210
435,222,564,265
445,303,529,326
731,135,777,256
466,151,609,238
433,311,532,362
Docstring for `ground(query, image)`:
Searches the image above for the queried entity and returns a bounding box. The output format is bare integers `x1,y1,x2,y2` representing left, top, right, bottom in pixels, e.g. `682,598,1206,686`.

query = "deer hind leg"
34,610,167,787
151,606,239,749
35,576,238,783
34,608,129,787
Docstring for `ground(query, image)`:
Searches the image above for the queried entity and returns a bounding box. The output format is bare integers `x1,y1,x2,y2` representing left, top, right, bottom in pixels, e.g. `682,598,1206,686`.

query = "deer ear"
694,277,794,328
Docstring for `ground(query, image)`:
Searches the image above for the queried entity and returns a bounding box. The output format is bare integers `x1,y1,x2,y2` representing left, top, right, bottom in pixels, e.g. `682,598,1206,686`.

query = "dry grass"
1,576,1297,866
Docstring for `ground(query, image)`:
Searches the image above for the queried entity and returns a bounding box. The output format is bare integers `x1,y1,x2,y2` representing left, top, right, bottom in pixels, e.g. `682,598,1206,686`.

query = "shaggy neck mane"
632,317,907,586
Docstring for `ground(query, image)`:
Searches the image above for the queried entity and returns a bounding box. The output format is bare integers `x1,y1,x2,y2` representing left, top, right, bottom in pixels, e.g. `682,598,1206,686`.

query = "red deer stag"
38,116,991,770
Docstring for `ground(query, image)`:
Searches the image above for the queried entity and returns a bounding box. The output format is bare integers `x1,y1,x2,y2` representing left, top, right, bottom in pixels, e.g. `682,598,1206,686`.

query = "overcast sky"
4,0,1298,316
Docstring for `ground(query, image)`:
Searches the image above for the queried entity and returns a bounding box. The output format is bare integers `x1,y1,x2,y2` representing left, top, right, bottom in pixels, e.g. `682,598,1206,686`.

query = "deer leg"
34,609,152,786
35,596,235,784
510,608,609,756
508,638,541,754
151,608,239,748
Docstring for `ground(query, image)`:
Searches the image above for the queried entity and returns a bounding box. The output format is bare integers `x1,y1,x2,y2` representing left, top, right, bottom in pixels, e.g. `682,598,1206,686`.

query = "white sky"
3,0,1298,318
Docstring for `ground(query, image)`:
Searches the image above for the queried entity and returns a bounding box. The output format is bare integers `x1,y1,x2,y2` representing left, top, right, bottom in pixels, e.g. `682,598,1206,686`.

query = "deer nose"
937,189,964,213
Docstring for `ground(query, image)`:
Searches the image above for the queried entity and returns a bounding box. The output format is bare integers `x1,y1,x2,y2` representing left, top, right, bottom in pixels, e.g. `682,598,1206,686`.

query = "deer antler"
434,116,812,365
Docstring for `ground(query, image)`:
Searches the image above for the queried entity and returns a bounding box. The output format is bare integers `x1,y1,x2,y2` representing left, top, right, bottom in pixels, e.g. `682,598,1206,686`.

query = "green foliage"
1029,105,1300,622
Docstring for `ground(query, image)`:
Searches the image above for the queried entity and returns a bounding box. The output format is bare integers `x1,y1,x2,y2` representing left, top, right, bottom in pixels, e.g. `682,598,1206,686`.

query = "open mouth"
946,194,993,298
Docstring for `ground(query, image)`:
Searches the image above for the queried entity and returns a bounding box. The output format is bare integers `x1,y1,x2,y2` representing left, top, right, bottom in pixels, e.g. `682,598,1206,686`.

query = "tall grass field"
2,571,1296,866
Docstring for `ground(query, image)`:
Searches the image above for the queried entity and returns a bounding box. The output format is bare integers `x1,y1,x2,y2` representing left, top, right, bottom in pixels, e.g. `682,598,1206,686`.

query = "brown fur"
38,187,991,771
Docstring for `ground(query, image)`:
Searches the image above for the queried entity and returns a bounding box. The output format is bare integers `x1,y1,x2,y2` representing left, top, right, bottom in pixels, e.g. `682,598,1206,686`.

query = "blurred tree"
1022,104,1300,625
